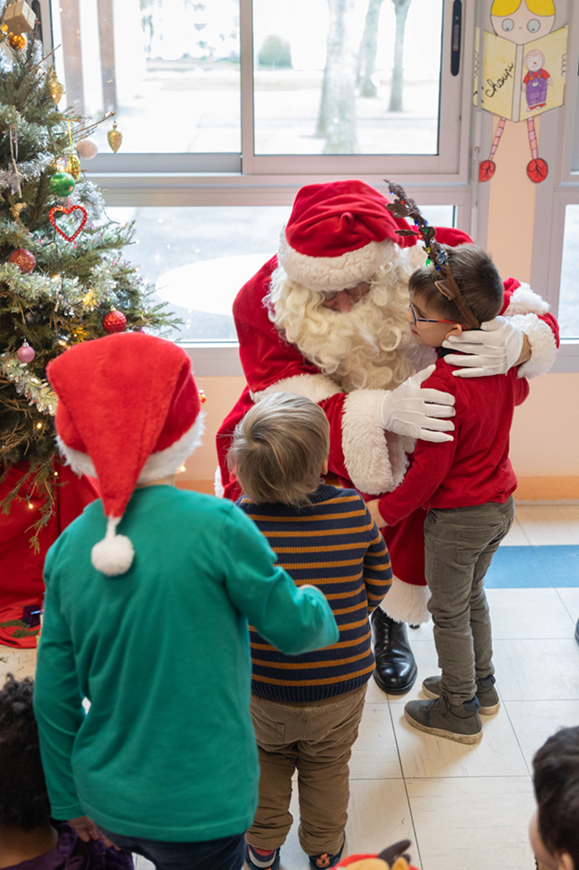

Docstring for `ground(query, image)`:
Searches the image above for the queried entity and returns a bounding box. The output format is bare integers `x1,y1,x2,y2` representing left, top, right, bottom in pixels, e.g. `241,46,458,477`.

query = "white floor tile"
493,637,579,701
515,505,579,546
554,587,579,623
407,776,536,870
486,588,576,639
350,704,403,780
499,517,530,546
0,647,37,684
389,702,528,778
503,699,579,767
346,779,417,863
393,588,577,645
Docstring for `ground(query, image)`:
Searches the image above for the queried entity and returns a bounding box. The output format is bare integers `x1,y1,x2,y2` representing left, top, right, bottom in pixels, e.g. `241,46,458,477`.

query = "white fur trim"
509,313,558,379
278,232,398,293
405,244,428,271
138,413,205,483
91,517,135,577
251,373,343,405
56,434,96,477
379,575,431,624
504,283,550,317
214,465,224,498
341,390,409,495
56,414,206,483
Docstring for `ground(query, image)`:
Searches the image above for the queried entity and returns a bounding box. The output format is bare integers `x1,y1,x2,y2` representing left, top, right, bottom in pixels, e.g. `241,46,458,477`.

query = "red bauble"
9,248,36,274
102,310,127,334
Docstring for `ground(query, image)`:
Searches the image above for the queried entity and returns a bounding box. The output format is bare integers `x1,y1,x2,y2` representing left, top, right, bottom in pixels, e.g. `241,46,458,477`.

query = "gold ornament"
66,151,81,181
0,24,8,32
2,1,36,35
10,201,27,221
107,121,123,153
7,31,26,50
47,67,65,104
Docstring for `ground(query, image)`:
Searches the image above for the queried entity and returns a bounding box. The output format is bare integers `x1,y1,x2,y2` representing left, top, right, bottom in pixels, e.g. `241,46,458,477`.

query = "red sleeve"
377,370,457,524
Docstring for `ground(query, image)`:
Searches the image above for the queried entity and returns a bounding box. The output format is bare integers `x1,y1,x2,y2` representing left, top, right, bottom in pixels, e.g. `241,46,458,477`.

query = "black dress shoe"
371,609,418,695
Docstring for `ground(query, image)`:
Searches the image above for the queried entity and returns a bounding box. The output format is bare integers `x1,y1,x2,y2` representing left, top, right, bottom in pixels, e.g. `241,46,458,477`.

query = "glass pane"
559,205,579,339
108,202,455,343
253,0,443,156
106,207,291,342
51,0,240,153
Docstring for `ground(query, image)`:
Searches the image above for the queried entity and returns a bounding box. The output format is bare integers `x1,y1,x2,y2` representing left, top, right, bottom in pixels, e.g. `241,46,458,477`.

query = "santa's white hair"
269,245,430,392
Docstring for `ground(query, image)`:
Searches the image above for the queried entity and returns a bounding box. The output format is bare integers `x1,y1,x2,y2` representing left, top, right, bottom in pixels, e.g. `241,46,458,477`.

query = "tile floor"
1,504,578,870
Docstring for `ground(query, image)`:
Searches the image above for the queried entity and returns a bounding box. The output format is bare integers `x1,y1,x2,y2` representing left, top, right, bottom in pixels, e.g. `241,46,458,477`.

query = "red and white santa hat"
277,179,418,293
47,332,204,577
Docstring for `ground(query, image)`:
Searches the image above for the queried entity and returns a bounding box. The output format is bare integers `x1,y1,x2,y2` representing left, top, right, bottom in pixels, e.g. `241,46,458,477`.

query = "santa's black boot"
371,608,417,695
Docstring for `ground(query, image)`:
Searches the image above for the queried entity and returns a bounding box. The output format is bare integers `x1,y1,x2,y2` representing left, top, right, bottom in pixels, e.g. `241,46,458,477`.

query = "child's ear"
445,323,463,340
321,458,329,475
558,852,574,870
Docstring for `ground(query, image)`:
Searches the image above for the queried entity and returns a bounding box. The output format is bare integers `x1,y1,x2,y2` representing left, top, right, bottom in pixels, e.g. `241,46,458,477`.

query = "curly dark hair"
533,726,579,869
0,674,52,829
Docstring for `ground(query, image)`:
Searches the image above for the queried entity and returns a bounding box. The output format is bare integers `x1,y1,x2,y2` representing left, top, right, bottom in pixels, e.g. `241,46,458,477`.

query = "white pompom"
91,517,134,576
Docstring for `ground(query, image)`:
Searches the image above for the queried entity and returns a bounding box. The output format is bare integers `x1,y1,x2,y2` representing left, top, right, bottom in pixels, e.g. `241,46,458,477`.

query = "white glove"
380,365,455,443
442,316,524,378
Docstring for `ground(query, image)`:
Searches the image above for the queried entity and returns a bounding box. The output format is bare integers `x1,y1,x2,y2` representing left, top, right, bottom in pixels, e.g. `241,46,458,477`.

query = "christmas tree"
0,14,178,547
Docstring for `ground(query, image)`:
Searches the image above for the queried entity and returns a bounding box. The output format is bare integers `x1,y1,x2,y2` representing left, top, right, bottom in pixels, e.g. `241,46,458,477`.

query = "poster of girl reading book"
475,0,567,184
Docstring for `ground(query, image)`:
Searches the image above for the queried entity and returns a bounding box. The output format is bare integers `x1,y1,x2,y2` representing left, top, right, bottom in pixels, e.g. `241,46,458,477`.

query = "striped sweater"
237,484,392,702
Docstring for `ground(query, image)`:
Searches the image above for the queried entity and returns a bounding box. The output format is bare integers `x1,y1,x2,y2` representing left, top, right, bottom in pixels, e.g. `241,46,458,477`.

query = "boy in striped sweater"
229,393,392,870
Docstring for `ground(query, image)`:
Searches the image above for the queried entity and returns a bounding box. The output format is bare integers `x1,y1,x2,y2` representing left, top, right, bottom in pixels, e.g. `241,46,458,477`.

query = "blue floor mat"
486,546,579,588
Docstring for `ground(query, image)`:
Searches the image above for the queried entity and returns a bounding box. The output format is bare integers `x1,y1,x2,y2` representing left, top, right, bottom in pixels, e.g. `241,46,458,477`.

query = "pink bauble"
17,343,35,363
102,310,127,334
76,138,99,160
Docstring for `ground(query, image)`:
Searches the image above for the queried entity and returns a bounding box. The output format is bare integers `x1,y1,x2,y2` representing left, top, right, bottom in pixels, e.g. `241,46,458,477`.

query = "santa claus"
217,179,559,694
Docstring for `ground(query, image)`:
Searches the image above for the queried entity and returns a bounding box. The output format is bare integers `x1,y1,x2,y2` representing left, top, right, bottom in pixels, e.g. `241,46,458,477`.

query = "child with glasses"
367,243,531,744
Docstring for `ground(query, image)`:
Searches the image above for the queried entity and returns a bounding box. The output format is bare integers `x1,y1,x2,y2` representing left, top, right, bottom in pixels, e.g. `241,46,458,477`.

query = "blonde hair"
229,393,330,506
491,0,555,16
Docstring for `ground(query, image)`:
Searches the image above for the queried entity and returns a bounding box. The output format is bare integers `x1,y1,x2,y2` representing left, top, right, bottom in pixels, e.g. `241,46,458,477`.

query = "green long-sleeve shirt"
34,485,338,842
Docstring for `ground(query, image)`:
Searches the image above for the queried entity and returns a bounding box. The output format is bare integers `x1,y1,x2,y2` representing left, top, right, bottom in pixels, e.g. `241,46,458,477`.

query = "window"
48,0,470,178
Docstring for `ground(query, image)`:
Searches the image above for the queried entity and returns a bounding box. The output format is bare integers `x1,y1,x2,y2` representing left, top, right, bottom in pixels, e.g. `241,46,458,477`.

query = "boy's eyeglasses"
408,302,456,326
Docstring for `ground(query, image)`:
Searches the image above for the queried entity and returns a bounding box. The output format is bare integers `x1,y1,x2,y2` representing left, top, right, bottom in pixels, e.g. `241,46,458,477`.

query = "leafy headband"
385,180,480,330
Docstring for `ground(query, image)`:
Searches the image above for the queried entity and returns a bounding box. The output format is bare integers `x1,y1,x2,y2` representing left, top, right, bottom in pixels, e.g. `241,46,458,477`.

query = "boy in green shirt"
34,333,338,870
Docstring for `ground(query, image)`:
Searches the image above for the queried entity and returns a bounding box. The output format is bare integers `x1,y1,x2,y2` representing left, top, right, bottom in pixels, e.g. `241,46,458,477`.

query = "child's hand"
68,816,119,849
367,499,387,528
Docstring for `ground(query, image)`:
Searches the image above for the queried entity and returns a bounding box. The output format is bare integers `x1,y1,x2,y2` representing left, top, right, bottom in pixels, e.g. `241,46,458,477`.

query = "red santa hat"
47,333,204,577
277,179,418,293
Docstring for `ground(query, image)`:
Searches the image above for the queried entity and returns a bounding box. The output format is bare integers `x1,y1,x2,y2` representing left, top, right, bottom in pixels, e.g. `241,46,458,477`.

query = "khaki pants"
248,685,367,856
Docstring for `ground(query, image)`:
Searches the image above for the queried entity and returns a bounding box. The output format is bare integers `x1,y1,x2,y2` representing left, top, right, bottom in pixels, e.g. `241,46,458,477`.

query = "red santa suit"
217,180,559,625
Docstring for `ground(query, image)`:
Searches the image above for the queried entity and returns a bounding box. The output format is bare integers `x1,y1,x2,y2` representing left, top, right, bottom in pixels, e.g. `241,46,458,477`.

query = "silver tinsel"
0,152,54,192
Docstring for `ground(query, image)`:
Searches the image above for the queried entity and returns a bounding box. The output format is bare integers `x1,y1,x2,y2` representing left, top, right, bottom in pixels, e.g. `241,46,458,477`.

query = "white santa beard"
270,263,429,391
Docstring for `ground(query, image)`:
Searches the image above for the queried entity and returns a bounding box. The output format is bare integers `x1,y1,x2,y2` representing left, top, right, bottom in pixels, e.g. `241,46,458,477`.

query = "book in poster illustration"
473,0,568,184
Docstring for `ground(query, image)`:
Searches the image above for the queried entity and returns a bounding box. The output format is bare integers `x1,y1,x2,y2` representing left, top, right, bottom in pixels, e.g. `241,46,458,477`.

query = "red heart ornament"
49,204,88,242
